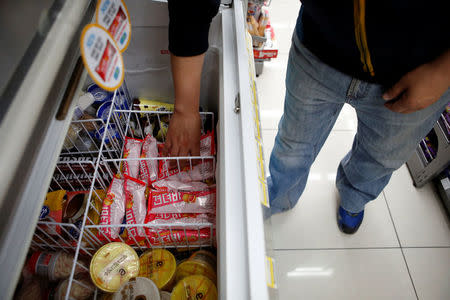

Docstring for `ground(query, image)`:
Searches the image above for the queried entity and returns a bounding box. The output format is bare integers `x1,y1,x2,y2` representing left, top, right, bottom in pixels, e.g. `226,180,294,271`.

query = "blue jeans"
268,32,450,214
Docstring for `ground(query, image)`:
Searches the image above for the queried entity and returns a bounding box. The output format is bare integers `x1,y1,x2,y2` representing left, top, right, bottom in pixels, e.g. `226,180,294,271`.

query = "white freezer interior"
5,1,273,299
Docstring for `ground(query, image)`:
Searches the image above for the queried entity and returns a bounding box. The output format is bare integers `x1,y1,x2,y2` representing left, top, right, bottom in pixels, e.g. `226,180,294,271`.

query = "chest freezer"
0,1,278,299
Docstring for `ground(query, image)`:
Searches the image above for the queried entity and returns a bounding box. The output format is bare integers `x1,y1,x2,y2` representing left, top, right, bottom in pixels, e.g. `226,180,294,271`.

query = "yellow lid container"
139,249,176,291
176,260,217,284
171,275,217,300
90,242,139,293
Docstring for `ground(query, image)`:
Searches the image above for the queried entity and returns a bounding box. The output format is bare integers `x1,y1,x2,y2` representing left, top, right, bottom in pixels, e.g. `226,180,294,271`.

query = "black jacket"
169,0,449,87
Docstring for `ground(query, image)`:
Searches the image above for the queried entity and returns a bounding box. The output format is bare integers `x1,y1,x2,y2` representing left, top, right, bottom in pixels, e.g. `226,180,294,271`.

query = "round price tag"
80,24,124,91
96,0,131,52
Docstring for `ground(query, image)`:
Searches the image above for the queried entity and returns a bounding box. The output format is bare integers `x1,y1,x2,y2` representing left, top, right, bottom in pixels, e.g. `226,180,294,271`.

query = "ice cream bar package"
200,131,215,156
152,179,209,192
121,137,143,178
148,188,216,214
145,213,214,225
99,176,125,240
124,175,147,240
139,134,158,184
144,228,215,247
158,160,215,183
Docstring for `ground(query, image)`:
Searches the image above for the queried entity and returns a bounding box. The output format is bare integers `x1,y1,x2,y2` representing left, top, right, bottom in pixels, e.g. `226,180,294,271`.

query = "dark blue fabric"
338,206,364,229
297,0,450,87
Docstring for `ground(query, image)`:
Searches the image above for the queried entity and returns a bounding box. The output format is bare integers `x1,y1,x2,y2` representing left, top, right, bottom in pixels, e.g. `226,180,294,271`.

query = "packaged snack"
132,98,174,113
67,189,105,240
90,242,140,292
39,190,66,235
138,249,176,291
200,131,215,156
87,83,113,105
121,137,143,178
175,250,217,284
158,160,215,183
27,251,87,281
96,0,132,52
258,9,269,36
54,274,95,300
171,275,217,300
99,177,126,240
148,188,216,214
145,213,214,226
152,179,209,192
145,228,214,247
112,277,160,300
139,134,159,184
80,24,124,91
124,175,147,240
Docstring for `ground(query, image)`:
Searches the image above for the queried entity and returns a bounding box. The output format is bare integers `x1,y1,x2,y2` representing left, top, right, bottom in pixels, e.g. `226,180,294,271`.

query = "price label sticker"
96,0,132,52
80,24,125,91
265,256,277,289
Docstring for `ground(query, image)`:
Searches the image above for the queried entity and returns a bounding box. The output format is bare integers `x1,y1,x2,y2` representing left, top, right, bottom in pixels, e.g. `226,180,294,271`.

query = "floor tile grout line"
383,190,419,300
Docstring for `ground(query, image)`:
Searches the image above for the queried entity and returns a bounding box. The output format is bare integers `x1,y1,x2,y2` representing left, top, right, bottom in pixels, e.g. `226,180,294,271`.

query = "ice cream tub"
112,277,160,300
171,275,217,300
138,249,176,291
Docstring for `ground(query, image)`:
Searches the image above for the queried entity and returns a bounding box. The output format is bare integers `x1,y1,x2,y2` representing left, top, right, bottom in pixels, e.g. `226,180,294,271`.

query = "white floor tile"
403,248,450,300
384,165,450,247
275,249,416,300
264,130,399,249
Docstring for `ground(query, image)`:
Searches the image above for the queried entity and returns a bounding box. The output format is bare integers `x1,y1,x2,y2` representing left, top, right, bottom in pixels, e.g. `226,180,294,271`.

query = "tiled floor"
257,1,450,299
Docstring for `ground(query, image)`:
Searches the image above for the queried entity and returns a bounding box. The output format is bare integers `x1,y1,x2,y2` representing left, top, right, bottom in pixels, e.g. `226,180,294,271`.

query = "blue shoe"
337,206,364,234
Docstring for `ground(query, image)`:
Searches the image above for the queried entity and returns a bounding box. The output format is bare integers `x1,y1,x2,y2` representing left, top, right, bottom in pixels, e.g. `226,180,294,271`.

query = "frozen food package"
171,275,217,300
80,24,124,91
152,179,209,192
148,188,216,214
258,9,269,36
200,131,215,156
95,0,131,52
27,251,87,281
54,275,95,300
39,190,66,236
112,277,160,300
99,176,126,240
158,160,215,183
145,213,214,226
90,242,139,293
176,250,217,284
139,249,176,291
132,98,174,112
121,137,143,178
145,228,215,247
139,134,158,184
124,175,147,240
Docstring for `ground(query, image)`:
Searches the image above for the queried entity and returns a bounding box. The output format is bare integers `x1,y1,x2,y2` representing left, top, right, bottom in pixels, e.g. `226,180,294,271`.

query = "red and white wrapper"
145,213,214,225
99,176,125,240
200,131,215,156
148,188,216,214
124,175,147,240
122,137,143,178
144,228,215,247
139,134,158,184
152,179,209,192
158,160,215,182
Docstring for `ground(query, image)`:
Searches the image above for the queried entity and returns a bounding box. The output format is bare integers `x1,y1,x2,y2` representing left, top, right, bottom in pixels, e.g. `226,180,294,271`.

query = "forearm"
170,54,205,114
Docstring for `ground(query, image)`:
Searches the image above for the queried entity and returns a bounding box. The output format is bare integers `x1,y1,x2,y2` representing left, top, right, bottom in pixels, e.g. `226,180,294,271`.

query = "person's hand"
163,110,201,157
383,52,450,114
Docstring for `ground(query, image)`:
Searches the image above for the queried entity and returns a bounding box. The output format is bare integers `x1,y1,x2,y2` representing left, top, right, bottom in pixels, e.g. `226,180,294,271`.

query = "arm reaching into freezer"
165,0,220,156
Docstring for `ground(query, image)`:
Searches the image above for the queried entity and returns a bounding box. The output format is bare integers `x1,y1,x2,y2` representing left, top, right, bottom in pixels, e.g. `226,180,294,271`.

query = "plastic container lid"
171,275,217,300
90,242,140,293
138,249,176,291
87,83,113,104
112,277,160,300
175,260,217,285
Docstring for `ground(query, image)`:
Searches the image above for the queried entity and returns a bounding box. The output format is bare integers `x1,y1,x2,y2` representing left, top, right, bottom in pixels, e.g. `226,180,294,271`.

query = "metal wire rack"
27,82,217,299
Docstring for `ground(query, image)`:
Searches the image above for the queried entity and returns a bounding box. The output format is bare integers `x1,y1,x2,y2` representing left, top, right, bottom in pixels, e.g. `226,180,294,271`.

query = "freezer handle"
56,57,84,120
